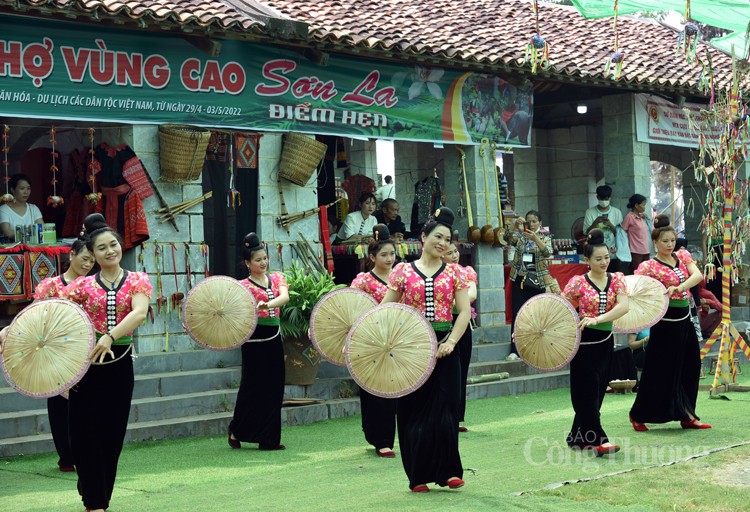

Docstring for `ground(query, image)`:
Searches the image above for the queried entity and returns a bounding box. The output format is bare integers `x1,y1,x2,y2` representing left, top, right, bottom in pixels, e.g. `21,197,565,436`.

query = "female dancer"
63,214,151,512
561,229,629,456
382,207,471,493
0,239,94,472
441,234,478,432
630,215,711,431
503,210,553,356
228,232,289,450
351,224,398,458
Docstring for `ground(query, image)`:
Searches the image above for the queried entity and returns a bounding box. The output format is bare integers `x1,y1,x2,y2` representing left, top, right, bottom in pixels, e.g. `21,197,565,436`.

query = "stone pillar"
602,94,651,213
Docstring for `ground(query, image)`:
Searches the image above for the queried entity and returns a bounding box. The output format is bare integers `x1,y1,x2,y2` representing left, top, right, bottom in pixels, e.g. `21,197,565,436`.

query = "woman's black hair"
365,224,396,271
651,214,676,241
241,232,266,261
627,194,647,210
525,210,542,223
420,207,455,237
9,173,31,190
358,192,376,207
81,213,123,252
583,228,608,259
60,238,89,274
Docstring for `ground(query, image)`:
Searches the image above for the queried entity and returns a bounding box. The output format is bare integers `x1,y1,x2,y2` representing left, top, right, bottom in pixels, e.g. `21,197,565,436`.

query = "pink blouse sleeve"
634,260,653,277
562,275,582,303
677,249,695,267
449,264,469,291
274,272,288,290
61,276,88,306
128,272,153,299
388,262,407,293
351,272,368,292
464,266,478,284
611,272,628,296
33,278,59,300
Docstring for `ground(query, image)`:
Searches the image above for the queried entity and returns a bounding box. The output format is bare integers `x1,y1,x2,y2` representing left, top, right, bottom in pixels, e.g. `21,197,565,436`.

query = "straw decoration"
46,126,64,208
1,124,13,205
524,0,550,74
604,1,625,81
85,128,101,205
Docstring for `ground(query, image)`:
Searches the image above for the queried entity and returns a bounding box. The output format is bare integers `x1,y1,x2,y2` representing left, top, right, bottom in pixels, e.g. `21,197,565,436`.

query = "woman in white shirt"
0,174,44,240
337,192,377,241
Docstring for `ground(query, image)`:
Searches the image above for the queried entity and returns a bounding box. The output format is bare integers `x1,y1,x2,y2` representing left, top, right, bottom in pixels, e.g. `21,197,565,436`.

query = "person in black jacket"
375,198,408,240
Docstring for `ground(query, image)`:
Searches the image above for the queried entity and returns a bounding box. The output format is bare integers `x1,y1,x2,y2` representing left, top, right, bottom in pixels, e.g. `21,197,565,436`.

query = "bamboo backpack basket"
278,132,328,186
158,124,212,182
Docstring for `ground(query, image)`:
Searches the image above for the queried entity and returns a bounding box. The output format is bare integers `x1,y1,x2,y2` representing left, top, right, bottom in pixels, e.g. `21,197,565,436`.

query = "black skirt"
69,344,134,510
630,306,701,423
359,388,397,450
397,330,462,489
229,324,285,446
567,328,614,448
453,316,472,423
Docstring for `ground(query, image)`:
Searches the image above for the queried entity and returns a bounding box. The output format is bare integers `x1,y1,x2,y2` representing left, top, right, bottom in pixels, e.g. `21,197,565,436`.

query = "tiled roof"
264,0,734,93
0,0,288,32
0,0,735,93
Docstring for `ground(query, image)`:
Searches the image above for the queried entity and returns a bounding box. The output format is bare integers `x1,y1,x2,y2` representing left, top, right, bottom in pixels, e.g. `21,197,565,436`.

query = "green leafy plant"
280,261,344,339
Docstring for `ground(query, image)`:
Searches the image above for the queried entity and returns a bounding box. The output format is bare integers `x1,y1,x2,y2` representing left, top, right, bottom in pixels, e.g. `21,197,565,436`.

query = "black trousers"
397,333,462,489
359,388,397,450
69,345,134,510
47,394,73,468
454,318,472,423
567,329,613,448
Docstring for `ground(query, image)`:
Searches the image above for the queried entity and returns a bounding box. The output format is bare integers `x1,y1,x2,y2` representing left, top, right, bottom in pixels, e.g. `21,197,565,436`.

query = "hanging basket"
158,124,211,183
278,133,327,186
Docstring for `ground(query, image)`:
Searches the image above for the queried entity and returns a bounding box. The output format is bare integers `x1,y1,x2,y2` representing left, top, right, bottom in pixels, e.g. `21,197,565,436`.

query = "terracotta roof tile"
264,0,734,92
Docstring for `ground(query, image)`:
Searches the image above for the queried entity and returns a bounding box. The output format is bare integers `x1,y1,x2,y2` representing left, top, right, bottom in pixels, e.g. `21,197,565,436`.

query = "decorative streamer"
227,141,241,209
47,126,64,207
524,0,550,74
676,1,700,64
85,128,102,206
1,124,13,204
604,2,624,81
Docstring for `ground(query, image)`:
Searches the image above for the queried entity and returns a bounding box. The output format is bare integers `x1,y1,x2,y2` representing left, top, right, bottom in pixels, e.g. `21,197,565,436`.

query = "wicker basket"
279,133,328,186
158,124,211,182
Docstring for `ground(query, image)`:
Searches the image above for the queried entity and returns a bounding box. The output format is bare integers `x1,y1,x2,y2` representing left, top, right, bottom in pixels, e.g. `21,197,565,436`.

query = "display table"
0,244,71,300
504,263,588,324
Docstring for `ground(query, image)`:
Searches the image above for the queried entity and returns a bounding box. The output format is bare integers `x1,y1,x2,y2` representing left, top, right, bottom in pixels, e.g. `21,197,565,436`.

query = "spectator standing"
621,194,651,274
583,185,623,272
376,175,395,203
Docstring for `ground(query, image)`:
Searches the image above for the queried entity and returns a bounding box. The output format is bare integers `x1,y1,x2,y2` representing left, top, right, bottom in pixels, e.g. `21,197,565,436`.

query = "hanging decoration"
524,0,550,74
46,126,64,207
85,128,102,206
687,53,750,393
1,124,13,205
676,1,700,64
226,141,241,209
604,0,625,80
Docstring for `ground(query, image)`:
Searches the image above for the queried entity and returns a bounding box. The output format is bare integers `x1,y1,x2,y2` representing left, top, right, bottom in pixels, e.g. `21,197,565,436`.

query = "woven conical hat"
345,303,436,398
1,299,94,398
514,293,580,372
310,288,377,366
182,276,257,351
613,274,669,333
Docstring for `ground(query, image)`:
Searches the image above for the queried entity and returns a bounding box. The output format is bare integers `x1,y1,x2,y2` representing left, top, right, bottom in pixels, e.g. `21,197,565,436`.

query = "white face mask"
598,200,610,208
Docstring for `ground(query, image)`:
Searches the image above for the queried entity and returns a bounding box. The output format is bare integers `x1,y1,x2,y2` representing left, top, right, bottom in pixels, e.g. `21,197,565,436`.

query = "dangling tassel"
1,124,13,205
226,138,241,209
47,125,64,208
524,1,550,74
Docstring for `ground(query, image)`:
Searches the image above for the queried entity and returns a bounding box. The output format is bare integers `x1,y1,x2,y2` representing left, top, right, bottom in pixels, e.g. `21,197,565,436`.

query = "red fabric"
504,263,588,324
122,156,154,199
697,280,721,315
342,174,375,214
0,244,71,255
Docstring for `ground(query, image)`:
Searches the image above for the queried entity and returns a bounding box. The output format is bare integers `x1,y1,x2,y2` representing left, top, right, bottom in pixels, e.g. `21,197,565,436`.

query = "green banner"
0,15,532,146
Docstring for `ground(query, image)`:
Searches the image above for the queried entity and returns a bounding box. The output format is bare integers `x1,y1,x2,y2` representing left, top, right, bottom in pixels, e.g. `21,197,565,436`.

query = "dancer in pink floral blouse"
62,214,151,512
351,224,398,458
562,229,629,457
382,207,471,493
629,215,710,432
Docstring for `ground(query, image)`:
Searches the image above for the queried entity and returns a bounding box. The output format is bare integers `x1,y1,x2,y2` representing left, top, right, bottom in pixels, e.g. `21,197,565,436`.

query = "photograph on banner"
0,17,533,146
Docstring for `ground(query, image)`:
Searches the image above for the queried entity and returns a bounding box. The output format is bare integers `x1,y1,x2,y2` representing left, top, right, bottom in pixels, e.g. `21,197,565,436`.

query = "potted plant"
280,261,344,385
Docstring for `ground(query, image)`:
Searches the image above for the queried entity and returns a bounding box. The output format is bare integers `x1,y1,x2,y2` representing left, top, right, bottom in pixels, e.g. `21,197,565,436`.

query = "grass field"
2,380,750,511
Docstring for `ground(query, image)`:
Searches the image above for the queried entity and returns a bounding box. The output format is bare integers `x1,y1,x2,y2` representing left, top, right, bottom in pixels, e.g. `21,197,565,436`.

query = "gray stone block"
282,403,328,426
189,216,205,243
327,398,361,419
0,410,41,439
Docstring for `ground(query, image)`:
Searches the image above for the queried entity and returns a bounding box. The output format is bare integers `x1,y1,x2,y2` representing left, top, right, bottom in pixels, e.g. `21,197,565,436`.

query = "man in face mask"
583,185,624,271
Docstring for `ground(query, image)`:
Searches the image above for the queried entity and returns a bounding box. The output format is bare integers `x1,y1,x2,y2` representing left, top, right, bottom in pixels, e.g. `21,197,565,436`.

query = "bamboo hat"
182,276,257,351
1,299,95,398
309,288,378,366
345,303,436,398
613,274,669,333
514,293,580,371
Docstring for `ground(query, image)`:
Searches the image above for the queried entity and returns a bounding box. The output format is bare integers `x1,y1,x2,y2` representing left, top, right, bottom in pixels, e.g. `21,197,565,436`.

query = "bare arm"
381,288,403,304
578,293,629,329
258,285,290,310
90,293,149,363
438,287,471,359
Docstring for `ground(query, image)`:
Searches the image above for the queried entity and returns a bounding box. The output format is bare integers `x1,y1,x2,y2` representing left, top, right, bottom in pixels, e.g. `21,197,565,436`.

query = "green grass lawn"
2,381,750,511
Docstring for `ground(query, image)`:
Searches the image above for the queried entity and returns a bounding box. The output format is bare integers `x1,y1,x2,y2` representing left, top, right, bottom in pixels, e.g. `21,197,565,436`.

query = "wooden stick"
158,192,212,223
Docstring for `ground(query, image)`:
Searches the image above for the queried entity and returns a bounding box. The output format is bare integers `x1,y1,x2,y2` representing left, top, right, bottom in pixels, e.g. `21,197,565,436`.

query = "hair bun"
587,228,605,246
372,224,390,241
243,232,262,249
653,214,671,229
433,207,455,228
82,213,108,235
